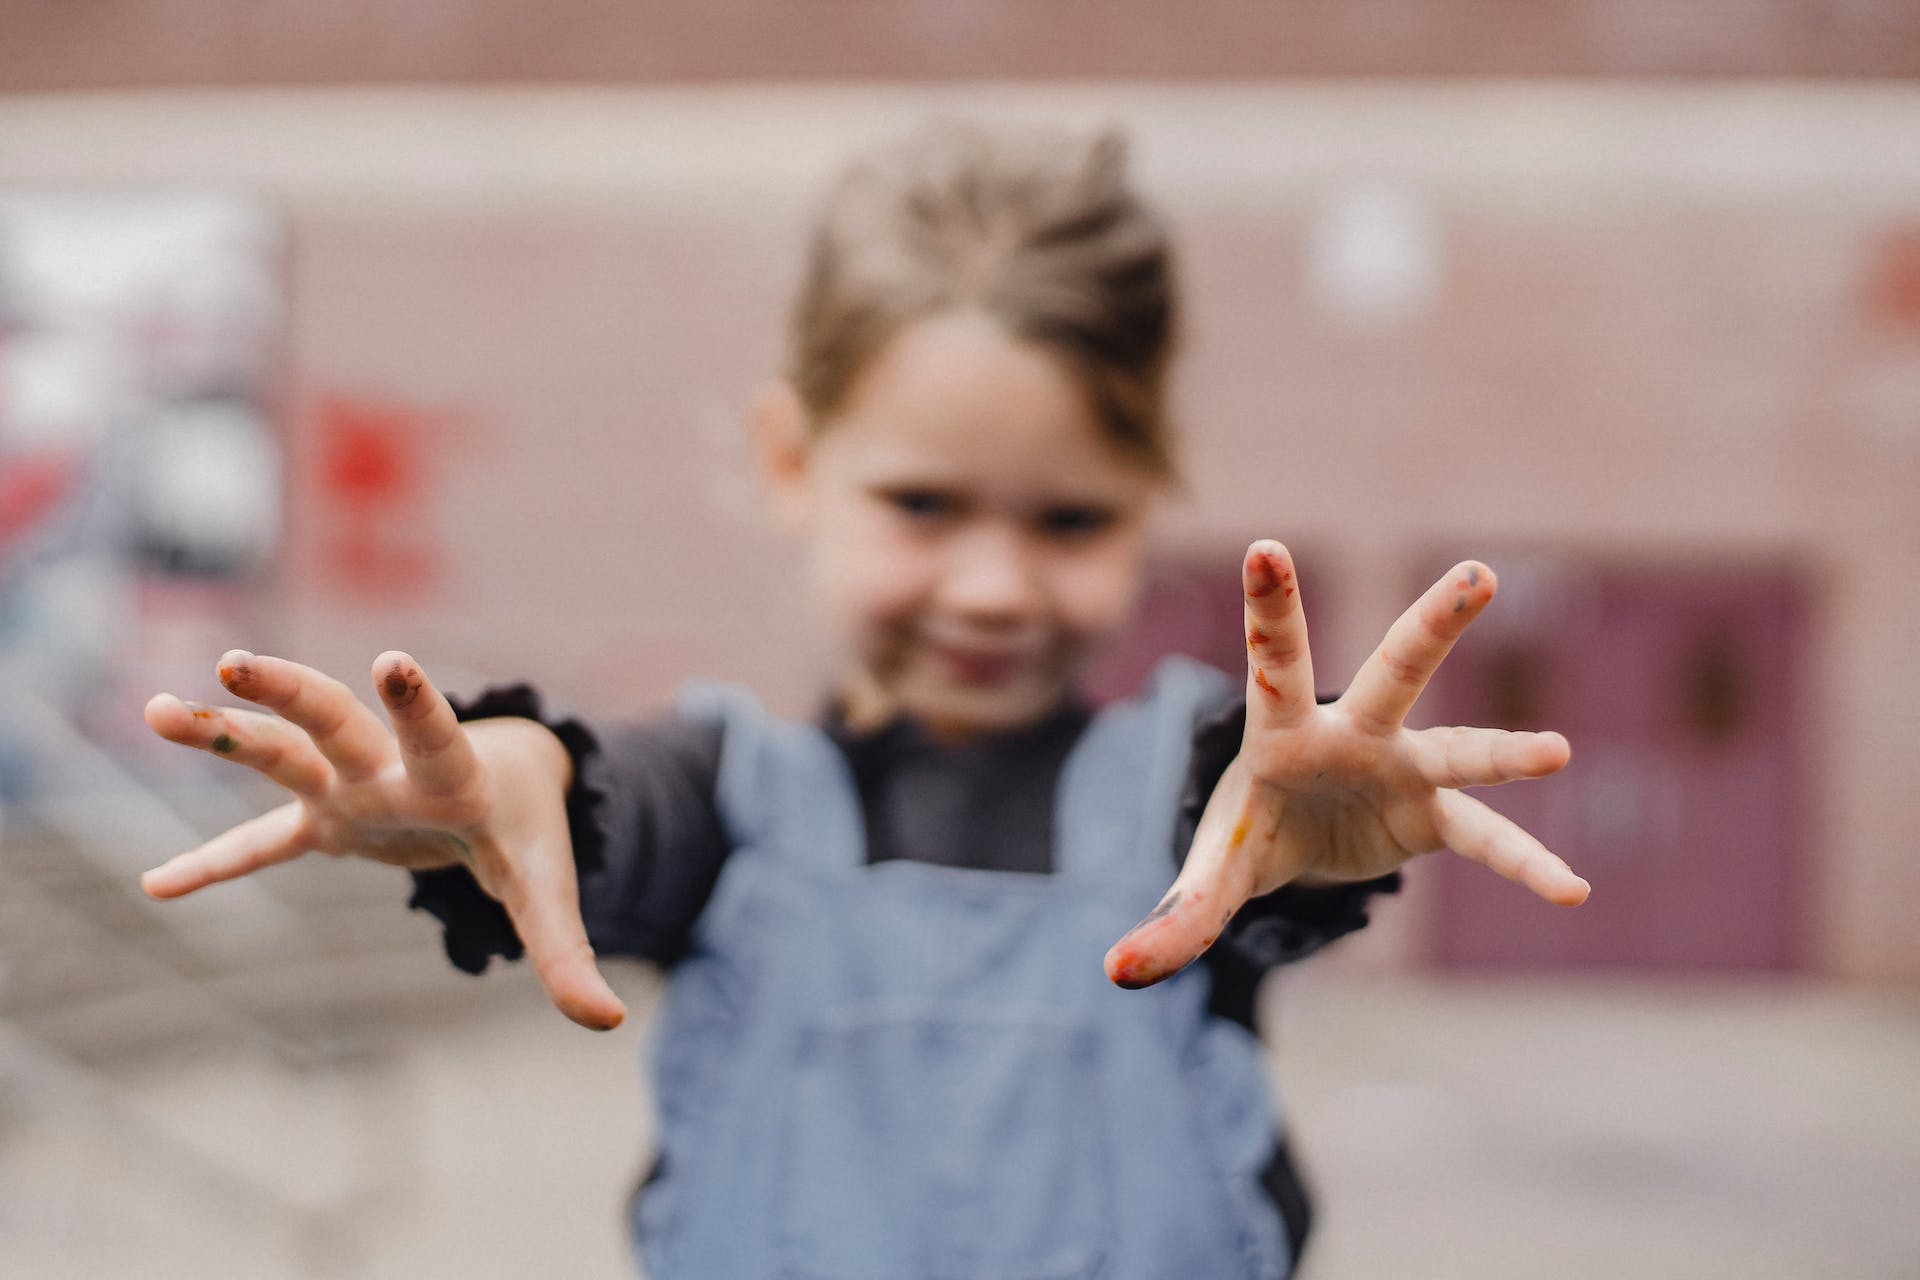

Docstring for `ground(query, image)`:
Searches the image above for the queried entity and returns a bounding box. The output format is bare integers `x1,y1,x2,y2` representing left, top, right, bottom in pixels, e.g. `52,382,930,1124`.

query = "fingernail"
1245,553,1281,597
218,651,254,691
382,663,421,708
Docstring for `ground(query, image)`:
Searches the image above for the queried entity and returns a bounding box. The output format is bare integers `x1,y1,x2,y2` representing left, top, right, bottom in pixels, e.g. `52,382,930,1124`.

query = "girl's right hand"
141,650,626,1030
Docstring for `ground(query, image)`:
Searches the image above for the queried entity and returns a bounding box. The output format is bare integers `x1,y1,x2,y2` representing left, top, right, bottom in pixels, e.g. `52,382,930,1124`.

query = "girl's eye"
885,489,957,521
1038,505,1117,538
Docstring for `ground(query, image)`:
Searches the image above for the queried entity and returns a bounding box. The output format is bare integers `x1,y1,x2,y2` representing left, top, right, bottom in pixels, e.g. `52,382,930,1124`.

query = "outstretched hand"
142,650,626,1030
1104,542,1588,989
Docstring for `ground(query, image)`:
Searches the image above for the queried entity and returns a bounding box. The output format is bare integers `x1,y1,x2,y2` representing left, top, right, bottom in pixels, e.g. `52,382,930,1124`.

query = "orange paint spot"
1108,943,1162,989
1253,668,1279,698
1247,627,1267,650
1230,820,1249,849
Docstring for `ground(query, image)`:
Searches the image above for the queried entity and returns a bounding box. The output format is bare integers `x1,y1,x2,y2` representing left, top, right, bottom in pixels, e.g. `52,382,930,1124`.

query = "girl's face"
763,310,1162,742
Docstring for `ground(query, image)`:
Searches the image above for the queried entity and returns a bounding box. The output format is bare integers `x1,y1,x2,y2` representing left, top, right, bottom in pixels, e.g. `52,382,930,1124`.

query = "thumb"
1104,770,1265,989
495,850,628,1031
1104,859,1253,989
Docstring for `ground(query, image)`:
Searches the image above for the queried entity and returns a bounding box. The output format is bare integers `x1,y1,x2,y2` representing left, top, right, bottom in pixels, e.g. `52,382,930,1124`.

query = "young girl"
139,123,1587,1279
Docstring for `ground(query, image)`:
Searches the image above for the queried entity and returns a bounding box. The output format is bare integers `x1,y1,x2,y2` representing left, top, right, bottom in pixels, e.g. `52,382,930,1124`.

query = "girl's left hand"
1104,541,1589,989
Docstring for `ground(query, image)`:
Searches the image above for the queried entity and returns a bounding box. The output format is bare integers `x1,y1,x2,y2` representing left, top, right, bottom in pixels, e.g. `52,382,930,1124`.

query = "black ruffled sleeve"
405,684,609,975
1179,692,1402,1023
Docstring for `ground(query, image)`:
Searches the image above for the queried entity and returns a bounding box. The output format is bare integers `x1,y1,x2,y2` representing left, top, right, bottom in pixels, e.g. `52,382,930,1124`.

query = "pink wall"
6,0,1919,89
7,86,1916,978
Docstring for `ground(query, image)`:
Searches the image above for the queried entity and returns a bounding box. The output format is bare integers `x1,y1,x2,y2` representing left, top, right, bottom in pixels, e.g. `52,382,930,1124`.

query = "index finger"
1341,561,1495,734
372,651,480,798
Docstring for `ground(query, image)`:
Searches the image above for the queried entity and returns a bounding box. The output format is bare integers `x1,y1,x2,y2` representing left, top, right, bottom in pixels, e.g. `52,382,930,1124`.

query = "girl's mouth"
931,642,1026,686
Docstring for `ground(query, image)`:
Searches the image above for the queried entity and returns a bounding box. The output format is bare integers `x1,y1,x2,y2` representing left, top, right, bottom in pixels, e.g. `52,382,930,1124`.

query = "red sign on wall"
310,394,457,596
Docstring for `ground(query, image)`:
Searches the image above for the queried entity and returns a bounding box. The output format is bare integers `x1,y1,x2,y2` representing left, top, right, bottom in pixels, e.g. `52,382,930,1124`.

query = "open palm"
142,649,624,1029
1105,541,1588,989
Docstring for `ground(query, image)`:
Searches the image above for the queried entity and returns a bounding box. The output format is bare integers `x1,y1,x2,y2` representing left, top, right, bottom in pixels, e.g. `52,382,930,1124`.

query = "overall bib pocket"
773,1003,1113,1280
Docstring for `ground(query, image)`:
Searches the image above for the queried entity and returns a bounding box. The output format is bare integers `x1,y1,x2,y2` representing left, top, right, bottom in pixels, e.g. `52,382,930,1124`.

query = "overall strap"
1054,655,1237,885
675,680,868,875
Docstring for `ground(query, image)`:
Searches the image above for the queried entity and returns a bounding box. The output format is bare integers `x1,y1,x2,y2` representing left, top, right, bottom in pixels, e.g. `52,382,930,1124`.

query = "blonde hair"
787,122,1181,479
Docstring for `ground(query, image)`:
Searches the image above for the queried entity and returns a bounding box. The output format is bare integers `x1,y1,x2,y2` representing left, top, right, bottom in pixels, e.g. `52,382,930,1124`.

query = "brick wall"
4,0,1920,91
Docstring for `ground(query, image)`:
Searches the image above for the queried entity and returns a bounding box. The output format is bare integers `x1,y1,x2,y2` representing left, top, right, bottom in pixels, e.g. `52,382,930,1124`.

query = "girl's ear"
751,380,813,532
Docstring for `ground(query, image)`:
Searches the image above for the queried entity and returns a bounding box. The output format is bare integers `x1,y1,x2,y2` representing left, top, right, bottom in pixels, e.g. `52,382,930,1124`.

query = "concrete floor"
3,956,1916,1279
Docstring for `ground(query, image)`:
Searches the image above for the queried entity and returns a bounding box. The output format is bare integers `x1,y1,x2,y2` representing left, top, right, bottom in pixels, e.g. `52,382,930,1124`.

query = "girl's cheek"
830,523,934,630
1052,541,1147,642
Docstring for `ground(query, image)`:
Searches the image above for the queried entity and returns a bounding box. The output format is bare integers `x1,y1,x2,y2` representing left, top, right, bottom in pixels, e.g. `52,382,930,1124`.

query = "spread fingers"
216,650,394,779
144,693,333,795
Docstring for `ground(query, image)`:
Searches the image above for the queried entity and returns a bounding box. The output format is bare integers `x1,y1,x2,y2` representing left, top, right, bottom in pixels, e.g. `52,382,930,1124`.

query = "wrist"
464,717,574,792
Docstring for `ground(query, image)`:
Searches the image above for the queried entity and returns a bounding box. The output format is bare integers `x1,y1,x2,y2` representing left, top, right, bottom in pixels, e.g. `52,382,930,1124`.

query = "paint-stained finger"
141,801,310,899
1241,540,1316,725
1431,788,1589,907
492,845,627,1032
144,693,333,796
217,650,394,779
1104,763,1267,989
372,651,480,798
1407,725,1571,790
1342,562,1496,734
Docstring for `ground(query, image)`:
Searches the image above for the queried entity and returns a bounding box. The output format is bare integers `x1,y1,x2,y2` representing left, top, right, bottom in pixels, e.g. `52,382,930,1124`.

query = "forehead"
816,311,1154,498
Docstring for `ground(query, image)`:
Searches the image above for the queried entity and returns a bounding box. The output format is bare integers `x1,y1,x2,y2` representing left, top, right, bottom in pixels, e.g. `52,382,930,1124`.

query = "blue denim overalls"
633,656,1295,1279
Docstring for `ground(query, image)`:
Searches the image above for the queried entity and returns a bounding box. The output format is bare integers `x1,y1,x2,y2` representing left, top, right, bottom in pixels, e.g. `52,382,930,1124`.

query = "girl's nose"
940,524,1045,621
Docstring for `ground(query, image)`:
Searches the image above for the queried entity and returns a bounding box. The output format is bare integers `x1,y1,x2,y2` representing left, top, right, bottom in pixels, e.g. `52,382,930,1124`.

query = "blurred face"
774,311,1161,742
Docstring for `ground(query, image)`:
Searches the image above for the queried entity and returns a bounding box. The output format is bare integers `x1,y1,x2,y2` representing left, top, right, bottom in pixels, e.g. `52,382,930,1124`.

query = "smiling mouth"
930,643,1028,685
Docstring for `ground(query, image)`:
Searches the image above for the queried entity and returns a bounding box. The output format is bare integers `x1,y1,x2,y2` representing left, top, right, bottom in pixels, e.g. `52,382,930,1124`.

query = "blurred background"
2,4,1918,1277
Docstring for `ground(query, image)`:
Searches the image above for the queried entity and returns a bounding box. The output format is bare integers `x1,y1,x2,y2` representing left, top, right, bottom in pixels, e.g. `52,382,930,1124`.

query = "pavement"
4,949,1915,1279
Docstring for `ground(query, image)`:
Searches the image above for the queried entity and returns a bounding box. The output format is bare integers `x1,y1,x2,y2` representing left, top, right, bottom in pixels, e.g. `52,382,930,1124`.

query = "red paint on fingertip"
1106,944,1167,989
